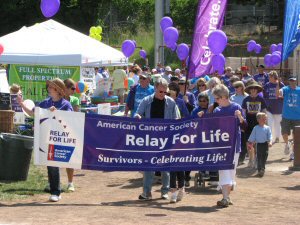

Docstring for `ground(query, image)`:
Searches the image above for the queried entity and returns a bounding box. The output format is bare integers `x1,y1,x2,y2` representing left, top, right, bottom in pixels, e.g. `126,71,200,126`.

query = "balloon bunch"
75,81,88,94
89,26,103,42
121,40,136,58
264,43,282,67
247,40,262,54
40,0,60,18
208,30,228,74
160,17,189,61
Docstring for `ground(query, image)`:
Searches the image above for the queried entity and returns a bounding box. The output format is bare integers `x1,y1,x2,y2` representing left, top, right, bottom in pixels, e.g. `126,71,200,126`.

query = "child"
248,112,272,177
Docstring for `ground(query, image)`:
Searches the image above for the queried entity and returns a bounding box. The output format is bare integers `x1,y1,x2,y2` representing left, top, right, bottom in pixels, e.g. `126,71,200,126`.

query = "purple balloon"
247,40,256,52
176,43,189,60
270,44,277,53
273,51,281,56
277,43,283,52
211,53,225,72
271,53,281,65
208,30,227,55
163,27,179,46
264,54,272,67
40,0,60,18
132,40,137,48
121,40,135,58
160,17,173,32
169,43,177,52
254,44,262,54
139,50,147,59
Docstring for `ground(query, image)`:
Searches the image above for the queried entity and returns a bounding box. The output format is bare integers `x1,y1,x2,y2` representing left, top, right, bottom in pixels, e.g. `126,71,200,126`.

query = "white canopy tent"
0,20,128,67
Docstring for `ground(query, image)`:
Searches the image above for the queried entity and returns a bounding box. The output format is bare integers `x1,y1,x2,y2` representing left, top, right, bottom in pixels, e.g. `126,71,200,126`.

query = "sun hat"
245,81,263,93
46,78,66,96
175,68,181,74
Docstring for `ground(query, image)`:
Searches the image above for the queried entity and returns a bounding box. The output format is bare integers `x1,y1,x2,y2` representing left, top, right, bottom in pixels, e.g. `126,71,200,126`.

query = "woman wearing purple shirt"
198,84,246,208
18,78,73,202
263,71,284,143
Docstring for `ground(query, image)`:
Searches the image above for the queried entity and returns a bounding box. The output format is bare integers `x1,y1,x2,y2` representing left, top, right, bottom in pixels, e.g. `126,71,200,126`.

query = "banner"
8,65,80,102
188,0,227,78
34,108,237,171
282,0,300,61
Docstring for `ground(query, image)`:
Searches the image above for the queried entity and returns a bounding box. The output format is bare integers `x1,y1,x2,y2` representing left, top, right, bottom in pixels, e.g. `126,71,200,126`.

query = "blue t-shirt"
191,106,208,117
213,102,244,153
230,94,248,106
38,97,73,111
263,82,284,114
127,84,154,117
248,125,272,143
282,86,300,120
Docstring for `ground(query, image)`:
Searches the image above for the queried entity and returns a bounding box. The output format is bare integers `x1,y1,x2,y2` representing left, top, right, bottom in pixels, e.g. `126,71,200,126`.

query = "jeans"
143,171,170,195
47,166,61,196
256,142,269,171
170,171,185,189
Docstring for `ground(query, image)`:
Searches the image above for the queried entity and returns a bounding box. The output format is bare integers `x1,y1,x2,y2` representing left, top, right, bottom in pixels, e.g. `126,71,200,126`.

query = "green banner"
8,65,80,102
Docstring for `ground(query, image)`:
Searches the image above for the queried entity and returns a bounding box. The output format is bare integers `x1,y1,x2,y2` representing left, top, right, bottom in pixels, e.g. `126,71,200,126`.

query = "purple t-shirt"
213,102,244,153
263,82,284,114
253,73,269,86
38,97,73,111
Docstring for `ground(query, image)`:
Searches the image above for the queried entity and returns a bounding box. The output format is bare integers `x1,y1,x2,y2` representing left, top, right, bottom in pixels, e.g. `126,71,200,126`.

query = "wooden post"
289,126,300,171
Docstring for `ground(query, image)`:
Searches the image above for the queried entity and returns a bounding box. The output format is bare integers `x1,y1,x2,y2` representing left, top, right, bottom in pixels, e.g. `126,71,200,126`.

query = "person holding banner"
199,84,246,208
18,78,73,202
64,78,80,192
135,78,180,201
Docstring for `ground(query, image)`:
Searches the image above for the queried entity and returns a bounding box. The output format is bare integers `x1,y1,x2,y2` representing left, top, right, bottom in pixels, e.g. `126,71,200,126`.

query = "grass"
0,160,48,201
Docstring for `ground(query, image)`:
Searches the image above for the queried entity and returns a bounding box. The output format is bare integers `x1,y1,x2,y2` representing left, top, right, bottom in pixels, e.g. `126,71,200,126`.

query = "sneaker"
275,138,279,143
67,183,75,192
217,198,229,208
49,195,61,202
161,193,169,200
284,144,290,155
44,183,50,192
185,180,190,187
257,170,265,177
227,197,234,205
138,193,152,201
177,188,184,202
170,192,177,203
247,160,255,168
290,152,294,161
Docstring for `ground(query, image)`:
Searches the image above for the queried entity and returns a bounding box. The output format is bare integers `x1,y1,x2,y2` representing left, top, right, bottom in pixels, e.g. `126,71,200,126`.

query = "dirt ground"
1,140,300,225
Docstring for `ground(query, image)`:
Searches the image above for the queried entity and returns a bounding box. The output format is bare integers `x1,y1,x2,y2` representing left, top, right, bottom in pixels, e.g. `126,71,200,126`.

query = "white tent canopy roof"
0,20,128,66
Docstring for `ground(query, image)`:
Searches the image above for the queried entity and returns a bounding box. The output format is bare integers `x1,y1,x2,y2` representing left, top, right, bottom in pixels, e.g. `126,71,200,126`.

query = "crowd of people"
13,63,300,208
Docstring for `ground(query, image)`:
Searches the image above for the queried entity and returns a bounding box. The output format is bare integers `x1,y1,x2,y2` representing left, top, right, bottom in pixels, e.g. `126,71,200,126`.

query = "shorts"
113,88,125,97
281,118,300,135
218,153,239,186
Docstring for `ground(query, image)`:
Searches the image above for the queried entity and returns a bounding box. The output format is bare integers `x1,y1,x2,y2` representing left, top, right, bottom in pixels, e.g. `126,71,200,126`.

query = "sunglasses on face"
199,84,206,87
158,90,168,94
199,100,208,103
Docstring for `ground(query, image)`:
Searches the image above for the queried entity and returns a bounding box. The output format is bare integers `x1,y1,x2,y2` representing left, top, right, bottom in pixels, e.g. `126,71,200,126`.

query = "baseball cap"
165,66,172,72
175,68,181,74
139,73,151,79
288,75,297,81
257,64,265,69
241,66,248,71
